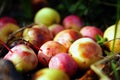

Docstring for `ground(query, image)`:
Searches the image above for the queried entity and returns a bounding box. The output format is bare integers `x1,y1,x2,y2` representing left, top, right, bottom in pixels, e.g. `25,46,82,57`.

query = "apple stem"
0,39,13,53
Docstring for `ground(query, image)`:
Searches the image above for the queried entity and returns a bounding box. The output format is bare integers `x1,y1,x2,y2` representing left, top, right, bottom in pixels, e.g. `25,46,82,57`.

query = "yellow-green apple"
34,7,61,26
53,29,82,50
49,53,78,77
3,44,38,72
63,15,84,31
103,23,120,53
80,26,103,41
69,38,103,70
38,41,67,67
0,17,20,43
32,68,70,80
22,24,53,50
48,24,65,37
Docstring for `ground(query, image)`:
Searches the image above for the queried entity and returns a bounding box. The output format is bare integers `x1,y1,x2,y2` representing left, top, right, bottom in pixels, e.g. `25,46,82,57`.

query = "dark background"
0,0,118,31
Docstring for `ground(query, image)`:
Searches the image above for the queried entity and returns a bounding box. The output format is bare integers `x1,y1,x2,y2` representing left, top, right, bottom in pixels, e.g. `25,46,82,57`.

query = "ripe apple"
53,29,82,50
63,15,84,31
34,7,61,26
0,17,20,43
69,38,103,70
48,24,65,37
80,26,103,41
38,41,67,67
3,44,38,72
103,24,120,41
32,68,70,80
22,24,53,49
49,53,78,77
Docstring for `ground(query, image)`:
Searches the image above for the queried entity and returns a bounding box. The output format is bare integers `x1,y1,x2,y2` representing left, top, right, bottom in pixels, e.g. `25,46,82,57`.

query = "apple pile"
0,7,119,80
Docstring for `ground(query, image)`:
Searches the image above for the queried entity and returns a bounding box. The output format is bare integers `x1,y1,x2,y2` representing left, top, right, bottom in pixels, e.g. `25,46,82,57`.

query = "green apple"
33,68,70,80
34,7,61,26
69,38,103,70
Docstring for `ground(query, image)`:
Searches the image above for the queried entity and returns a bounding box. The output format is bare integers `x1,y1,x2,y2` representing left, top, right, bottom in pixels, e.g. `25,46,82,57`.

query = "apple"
32,68,70,80
53,29,82,50
34,7,61,26
103,23,120,41
22,24,53,49
0,17,20,43
49,53,78,77
62,15,84,31
69,38,103,70
3,44,38,72
38,41,67,67
48,24,65,37
80,26,103,41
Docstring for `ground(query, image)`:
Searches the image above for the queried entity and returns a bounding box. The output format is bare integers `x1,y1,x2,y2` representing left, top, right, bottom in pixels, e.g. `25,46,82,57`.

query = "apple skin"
48,24,65,37
53,29,82,50
0,17,20,43
34,7,61,26
0,16,18,26
23,24,53,49
69,38,103,70
32,68,70,80
63,15,84,31
80,26,103,41
38,41,67,67
3,44,38,72
49,53,78,77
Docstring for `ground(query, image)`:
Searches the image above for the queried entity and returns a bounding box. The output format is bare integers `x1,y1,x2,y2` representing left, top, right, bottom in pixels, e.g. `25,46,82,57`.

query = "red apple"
80,26,103,41
3,44,38,72
33,68,70,80
63,15,84,31
0,17,20,43
53,29,82,50
49,53,78,77
38,41,67,67
69,38,103,70
23,24,53,49
48,24,65,37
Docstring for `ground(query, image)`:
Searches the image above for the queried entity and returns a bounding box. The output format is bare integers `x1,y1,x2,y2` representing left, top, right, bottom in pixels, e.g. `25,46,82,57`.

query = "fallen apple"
34,7,61,26
49,53,78,77
32,68,70,80
23,24,53,49
4,44,38,72
38,41,67,67
0,17,20,43
63,15,84,31
48,24,65,37
69,38,103,70
53,29,82,50
80,26,103,41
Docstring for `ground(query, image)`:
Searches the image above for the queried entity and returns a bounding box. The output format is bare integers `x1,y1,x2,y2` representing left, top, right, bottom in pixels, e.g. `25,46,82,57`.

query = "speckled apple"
54,29,82,50
49,53,78,77
69,38,103,70
38,41,67,67
4,44,38,72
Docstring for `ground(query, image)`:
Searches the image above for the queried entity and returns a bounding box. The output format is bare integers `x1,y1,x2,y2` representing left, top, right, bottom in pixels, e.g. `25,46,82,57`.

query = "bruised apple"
38,41,67,67
63,15,84,31
4,44,38,72
48,24,65,37
49,53,78,77
23,24,53,49
80,26,103,41
0,17,20,43
54,29,82,50
69,38,103,70
33,68,69,80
